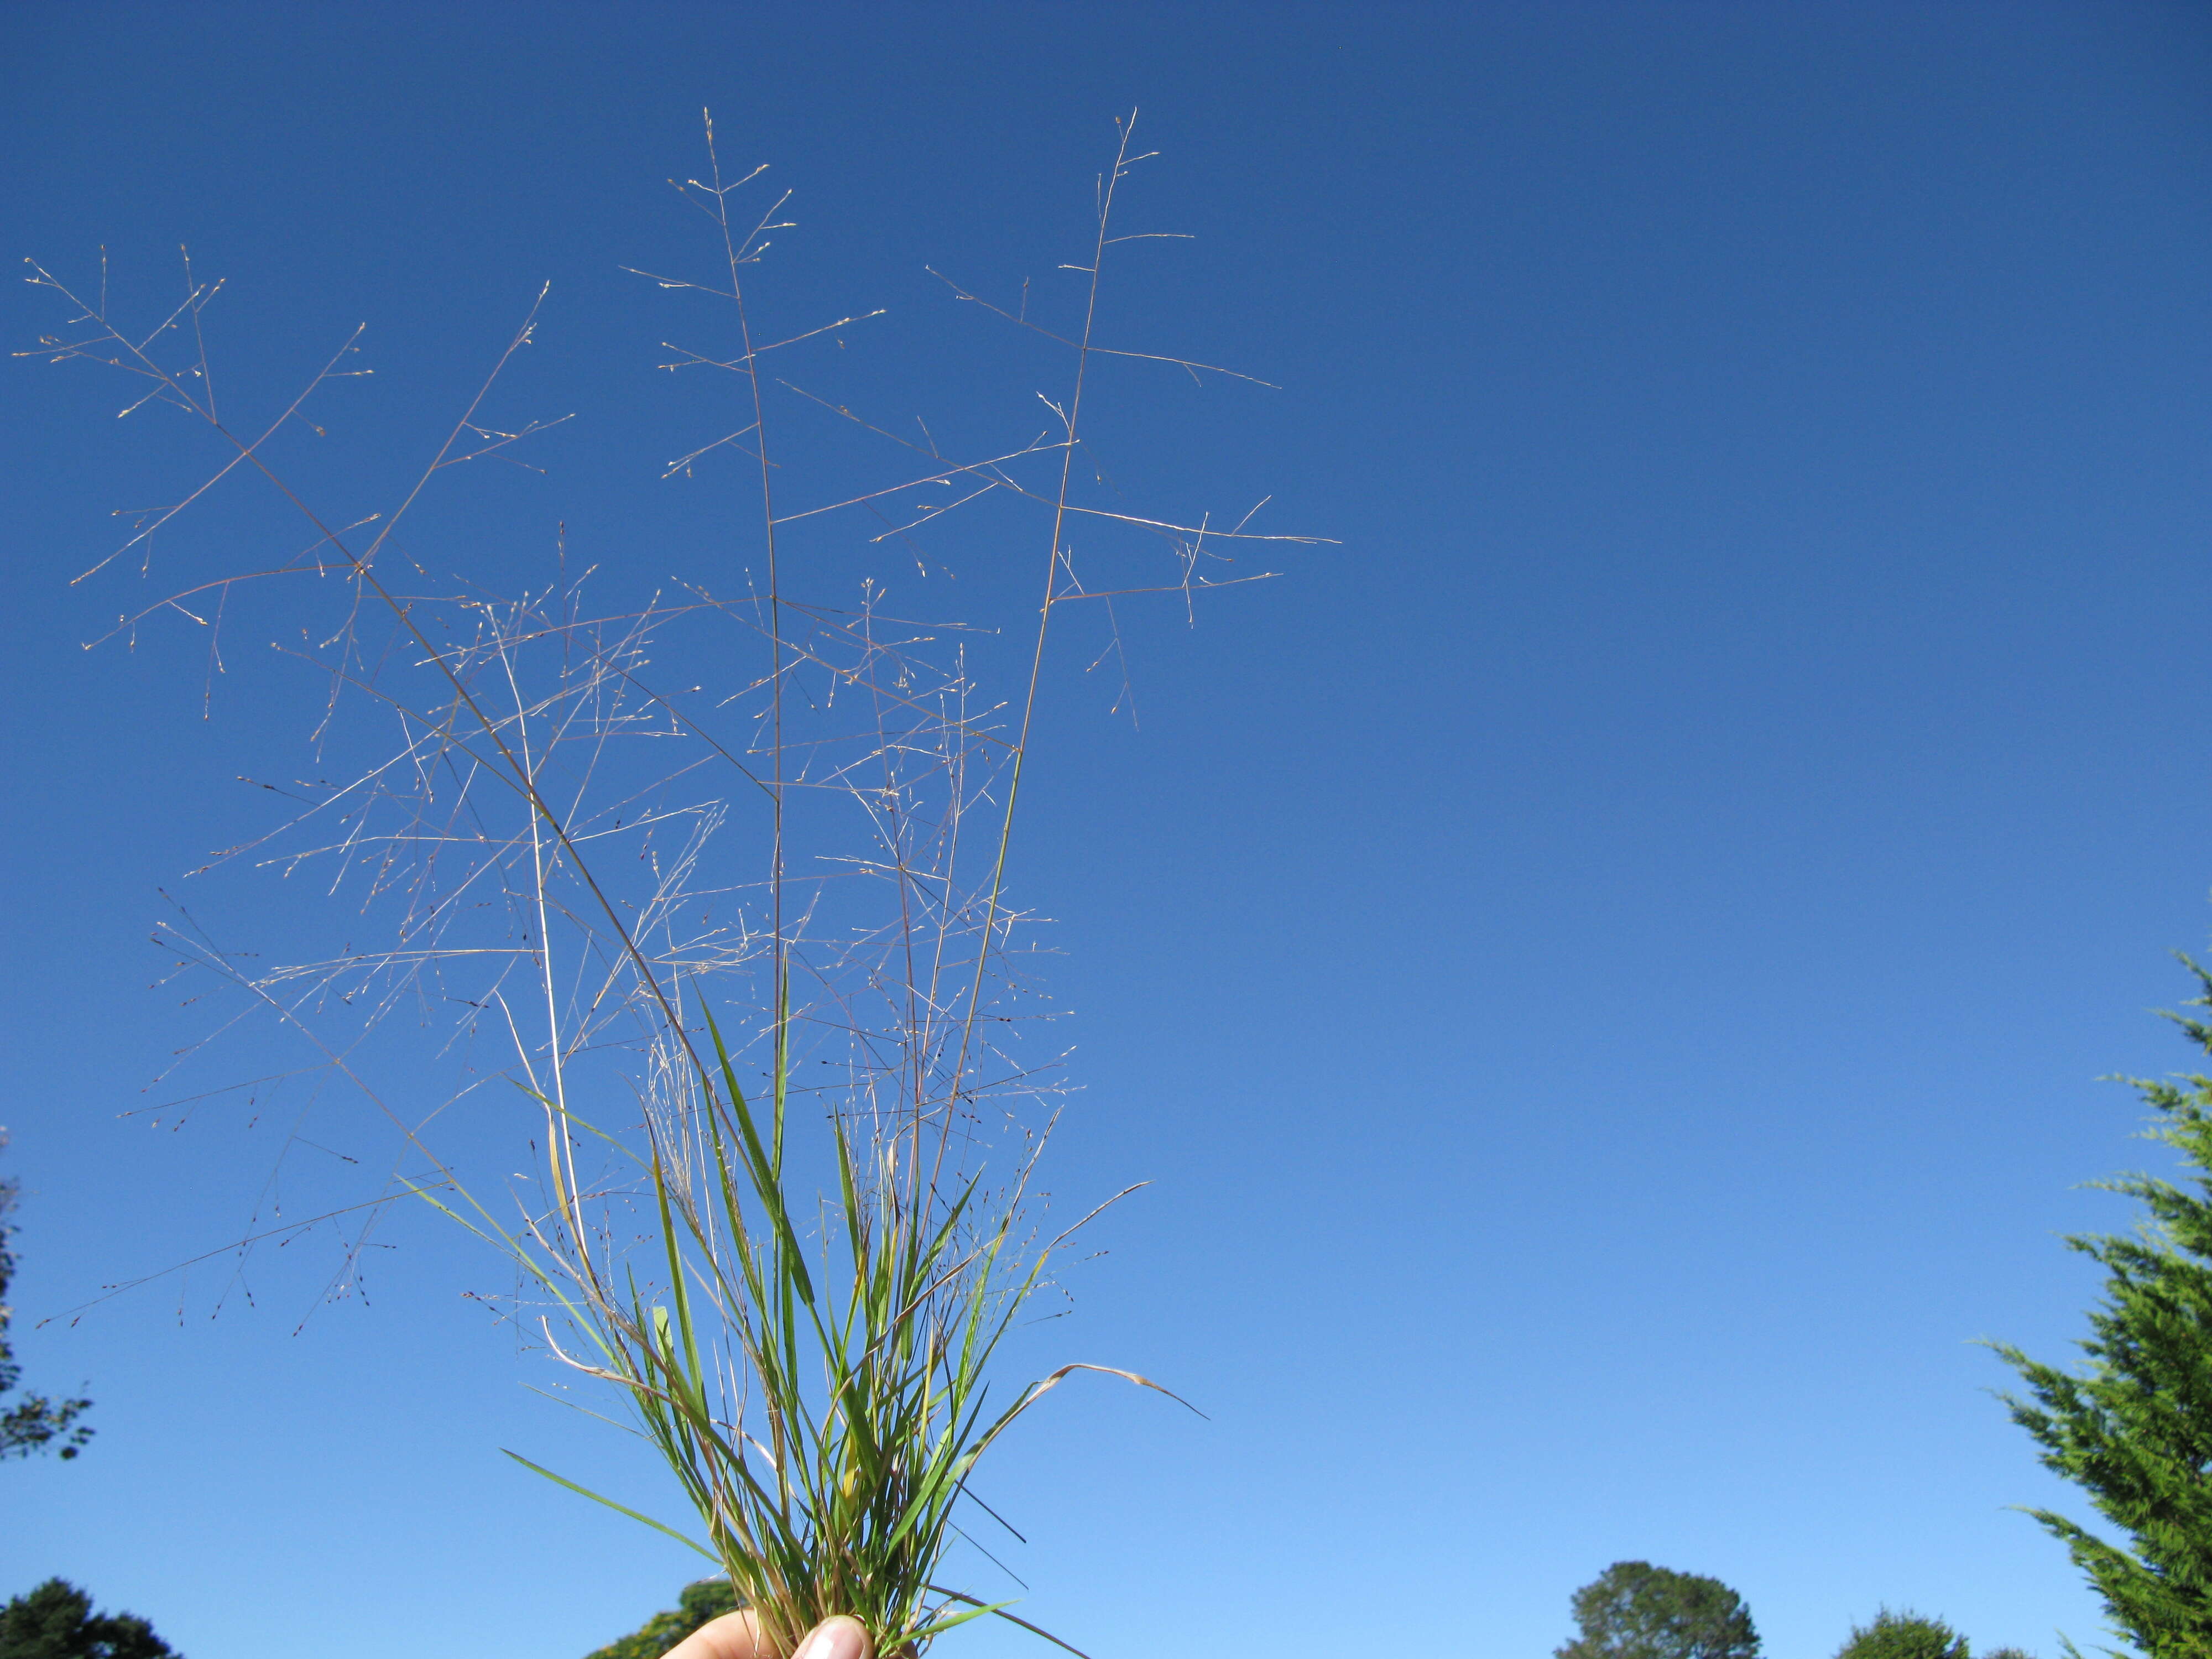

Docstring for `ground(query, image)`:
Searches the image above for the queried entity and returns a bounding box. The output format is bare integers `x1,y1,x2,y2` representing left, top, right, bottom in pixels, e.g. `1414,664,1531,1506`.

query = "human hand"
663,1610,873,1659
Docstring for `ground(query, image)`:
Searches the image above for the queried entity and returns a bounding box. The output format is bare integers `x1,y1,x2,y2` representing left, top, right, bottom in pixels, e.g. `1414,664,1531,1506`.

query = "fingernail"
793,1616,868,1659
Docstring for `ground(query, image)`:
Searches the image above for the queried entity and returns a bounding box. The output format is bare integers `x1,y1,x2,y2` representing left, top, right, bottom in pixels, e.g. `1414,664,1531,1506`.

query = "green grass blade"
919,1587,1098,1656
502,1449,718,1561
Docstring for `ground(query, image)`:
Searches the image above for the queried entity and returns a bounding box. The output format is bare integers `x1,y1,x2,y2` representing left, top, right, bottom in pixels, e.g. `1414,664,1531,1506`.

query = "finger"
791,1615,873,1659
665,1610,774,1659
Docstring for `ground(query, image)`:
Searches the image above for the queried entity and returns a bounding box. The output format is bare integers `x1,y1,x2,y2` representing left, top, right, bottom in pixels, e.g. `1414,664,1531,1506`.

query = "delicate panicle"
27,109,1288,1654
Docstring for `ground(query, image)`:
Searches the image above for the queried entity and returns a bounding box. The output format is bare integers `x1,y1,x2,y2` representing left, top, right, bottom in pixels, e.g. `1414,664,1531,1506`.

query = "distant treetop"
0,1579,179,1659
583,1580,743,1659
1832,1608,1970,1659
1557,1561,1761,1659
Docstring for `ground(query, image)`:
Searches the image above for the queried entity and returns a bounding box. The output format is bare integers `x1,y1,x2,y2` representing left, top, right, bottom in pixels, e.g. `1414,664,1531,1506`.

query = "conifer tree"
1993,959,2212,1658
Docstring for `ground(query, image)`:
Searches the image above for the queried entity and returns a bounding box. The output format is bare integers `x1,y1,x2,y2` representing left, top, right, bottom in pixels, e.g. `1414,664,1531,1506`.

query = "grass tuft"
22,109,1310,1654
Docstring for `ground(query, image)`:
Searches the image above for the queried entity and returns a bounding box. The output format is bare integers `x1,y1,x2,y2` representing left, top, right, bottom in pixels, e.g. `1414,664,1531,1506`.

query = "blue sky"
6,4,2212,1658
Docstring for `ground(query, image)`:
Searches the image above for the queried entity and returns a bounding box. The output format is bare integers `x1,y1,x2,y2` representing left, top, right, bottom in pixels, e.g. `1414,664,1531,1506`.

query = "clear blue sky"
6,4,2212,1658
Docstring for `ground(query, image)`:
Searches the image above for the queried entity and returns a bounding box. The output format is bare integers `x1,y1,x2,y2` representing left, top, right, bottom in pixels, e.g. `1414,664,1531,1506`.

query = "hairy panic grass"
22,112,1320,1655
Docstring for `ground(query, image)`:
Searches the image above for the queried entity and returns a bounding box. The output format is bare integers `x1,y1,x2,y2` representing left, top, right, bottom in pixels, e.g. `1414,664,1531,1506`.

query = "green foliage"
1834,1609,1970,1659
0,1580,177,1659
583,1580,743,1659
1557,1562,1761,1659
0,1133,92,1462
1992,957,2212,1659
471,995,1181,1658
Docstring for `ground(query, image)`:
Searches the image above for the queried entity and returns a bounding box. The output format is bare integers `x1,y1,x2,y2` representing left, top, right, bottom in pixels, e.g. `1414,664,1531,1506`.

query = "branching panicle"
26,111,1297,1654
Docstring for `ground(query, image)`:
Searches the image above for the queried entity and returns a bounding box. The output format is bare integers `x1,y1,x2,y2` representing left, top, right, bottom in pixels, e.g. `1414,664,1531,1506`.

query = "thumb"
791,1615,873,1659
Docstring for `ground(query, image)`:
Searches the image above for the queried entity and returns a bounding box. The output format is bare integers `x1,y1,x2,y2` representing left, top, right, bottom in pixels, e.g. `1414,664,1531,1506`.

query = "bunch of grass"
22,112,1316,1655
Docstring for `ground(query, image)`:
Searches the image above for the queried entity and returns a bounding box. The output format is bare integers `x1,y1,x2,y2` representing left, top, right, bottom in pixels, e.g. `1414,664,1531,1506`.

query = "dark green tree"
0,1133,92,1461
1992,959,2212,1659
583,1580,743,1659
1557,1562,1761,1659
0,1580,178,1659
1834,1609,1970,1659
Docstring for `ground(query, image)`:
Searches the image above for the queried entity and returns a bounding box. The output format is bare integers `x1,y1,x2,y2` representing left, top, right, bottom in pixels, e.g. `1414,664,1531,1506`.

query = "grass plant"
20,111,1317,1655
